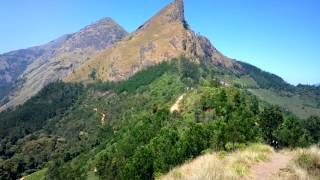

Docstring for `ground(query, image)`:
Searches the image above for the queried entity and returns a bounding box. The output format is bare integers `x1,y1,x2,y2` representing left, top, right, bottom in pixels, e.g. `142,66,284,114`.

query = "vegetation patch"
24,168,47,180
0,58,319,179
160,144,273,180
275,146,320,180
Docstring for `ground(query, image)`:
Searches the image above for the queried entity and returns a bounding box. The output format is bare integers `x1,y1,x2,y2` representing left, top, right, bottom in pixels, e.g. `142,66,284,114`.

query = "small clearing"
250,153,291,180
101,113,106,125
170,94,185,113
94,108,107,125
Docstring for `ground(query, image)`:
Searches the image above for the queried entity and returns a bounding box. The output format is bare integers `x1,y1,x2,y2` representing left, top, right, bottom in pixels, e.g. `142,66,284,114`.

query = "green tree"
224,109,260,150
149,128,180,173
302,116,320,143
276,116,313,148
208,118,228,150
179,57,200,85
259,106,284,145
181,123,210,157
123,146,154,180
250,96,260,115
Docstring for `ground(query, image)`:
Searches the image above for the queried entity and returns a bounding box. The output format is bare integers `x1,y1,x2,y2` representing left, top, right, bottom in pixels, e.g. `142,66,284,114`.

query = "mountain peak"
92,17,121,28
171,0,185,22
96,17,115,23
62,17,127,51
65,0,240,83
138,0,186,31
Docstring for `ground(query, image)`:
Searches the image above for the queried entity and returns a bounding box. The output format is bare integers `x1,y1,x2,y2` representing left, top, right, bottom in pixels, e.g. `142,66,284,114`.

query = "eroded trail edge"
251,153,292,180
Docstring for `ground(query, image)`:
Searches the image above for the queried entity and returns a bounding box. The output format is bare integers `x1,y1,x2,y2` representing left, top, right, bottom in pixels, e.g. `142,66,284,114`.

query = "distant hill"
0,18,127,110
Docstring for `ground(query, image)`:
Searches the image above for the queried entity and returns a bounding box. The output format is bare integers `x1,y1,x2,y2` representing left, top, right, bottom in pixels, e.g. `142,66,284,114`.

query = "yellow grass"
273,146,320,180
160,144,274,180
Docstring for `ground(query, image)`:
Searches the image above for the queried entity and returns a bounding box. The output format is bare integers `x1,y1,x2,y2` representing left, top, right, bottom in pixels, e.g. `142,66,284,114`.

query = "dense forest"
0,58,319,180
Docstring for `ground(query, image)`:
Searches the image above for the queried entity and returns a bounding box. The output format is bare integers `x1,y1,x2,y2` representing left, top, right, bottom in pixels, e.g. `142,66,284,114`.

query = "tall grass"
275,145,320,180
160,144,273,180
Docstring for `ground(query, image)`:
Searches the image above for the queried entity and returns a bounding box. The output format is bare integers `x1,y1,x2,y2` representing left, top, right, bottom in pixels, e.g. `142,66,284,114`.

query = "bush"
179,57,200,86
302,116,320,143
276,117,313,148
259,106,284,145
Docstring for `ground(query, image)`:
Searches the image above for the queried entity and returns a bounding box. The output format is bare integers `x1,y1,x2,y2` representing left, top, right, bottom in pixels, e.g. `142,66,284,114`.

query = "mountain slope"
65,0,241,83
209,60,320,118
0,18,127,110
0,0,319,179
0,36,68,100
0,58,319,180
0,59,258,179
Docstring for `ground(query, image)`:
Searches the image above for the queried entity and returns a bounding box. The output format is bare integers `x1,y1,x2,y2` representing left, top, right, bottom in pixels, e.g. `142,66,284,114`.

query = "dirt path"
251,153,291,180
170,94,185,113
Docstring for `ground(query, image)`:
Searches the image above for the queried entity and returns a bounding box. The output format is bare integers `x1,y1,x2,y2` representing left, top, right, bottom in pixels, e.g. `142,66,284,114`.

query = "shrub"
302,116,320,143
259,106,284,145
276,117,313,148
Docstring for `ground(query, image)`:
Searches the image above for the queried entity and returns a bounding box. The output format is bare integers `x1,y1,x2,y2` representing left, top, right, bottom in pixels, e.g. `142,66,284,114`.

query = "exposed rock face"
65,0,241,83
0,18,127,110
0,49,43,86
0,35,71,104
0,36,68,99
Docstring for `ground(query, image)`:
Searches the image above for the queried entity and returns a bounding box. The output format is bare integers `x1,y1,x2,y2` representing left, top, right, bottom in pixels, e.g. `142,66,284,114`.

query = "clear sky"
0,0,319,85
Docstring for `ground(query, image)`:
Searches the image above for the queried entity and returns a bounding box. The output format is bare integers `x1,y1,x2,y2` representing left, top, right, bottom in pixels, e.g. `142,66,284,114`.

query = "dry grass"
65,2,187,83
65,1,238,83
273,146,320,180
160,144,274,180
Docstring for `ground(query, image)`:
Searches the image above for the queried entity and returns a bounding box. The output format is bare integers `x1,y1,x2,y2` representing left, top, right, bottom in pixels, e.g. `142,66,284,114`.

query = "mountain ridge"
0,17,127,111
0,1,320,179
65,0,241,83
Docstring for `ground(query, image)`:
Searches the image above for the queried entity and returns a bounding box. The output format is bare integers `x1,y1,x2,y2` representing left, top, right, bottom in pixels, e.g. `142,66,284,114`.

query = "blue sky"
0,0,319,85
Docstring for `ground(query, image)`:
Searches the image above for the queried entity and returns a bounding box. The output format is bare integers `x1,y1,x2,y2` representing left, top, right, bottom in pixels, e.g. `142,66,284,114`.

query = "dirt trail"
170,94,185,113
94,108,107,125
101,113,106,125
251,153,291,180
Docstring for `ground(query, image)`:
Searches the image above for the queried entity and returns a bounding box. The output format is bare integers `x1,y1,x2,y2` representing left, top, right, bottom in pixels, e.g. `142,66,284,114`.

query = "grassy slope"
233,61,320,119
160,144,274,180
161,145,320,180
24,168,47,180
65,2,188,83
249,89,320,119
214,66,320,119
275,146,320,180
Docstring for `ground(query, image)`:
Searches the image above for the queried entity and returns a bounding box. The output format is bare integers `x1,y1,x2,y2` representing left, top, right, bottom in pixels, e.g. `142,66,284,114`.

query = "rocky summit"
65,0,241,83
0,18,127,110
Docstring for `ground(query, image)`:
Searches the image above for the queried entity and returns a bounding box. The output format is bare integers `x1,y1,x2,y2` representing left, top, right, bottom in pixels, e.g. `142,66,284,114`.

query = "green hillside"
0,58,319,179
216,61,320,119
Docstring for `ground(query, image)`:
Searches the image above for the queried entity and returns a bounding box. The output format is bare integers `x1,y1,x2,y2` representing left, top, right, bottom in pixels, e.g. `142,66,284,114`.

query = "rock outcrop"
65,0,241,83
